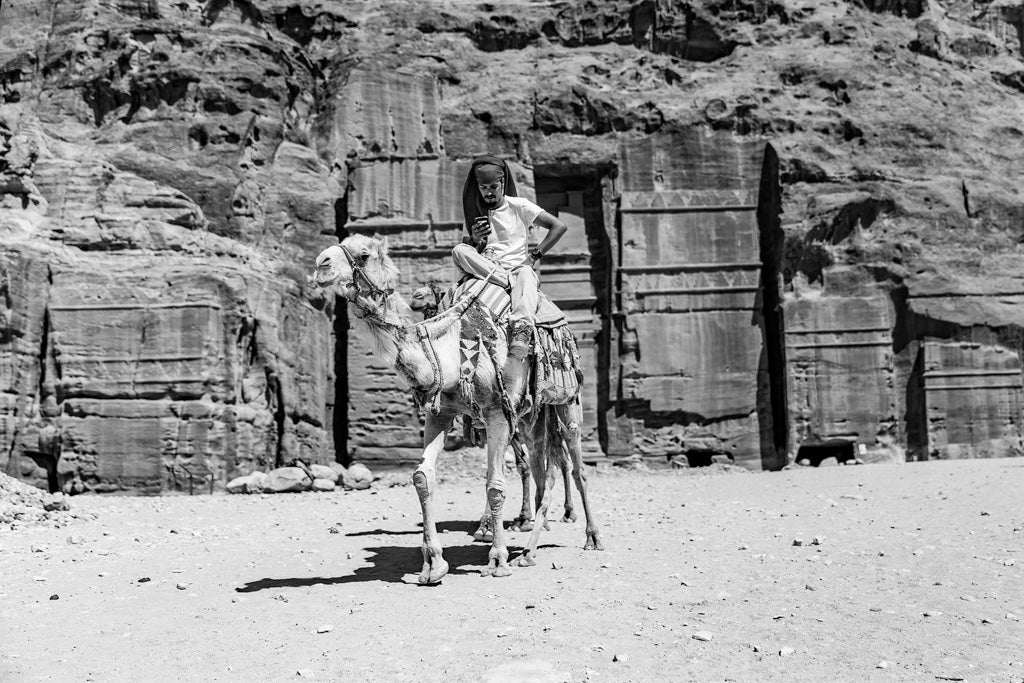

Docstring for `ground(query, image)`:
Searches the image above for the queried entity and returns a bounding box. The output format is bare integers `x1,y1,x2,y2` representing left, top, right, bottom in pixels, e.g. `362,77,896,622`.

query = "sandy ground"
2,458,1023,683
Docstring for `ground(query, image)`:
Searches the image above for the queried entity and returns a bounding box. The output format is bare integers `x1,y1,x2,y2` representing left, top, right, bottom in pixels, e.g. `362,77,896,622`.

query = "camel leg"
509,435,534,532
558,401,603,550
558,446,577,523
471,425,494,543
481,411,512,578
477,438,532,539
413,414,454,584
515,409,559,567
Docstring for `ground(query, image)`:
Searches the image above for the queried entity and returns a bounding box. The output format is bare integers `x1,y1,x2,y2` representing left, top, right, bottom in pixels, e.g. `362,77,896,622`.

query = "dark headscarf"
461,154,519,233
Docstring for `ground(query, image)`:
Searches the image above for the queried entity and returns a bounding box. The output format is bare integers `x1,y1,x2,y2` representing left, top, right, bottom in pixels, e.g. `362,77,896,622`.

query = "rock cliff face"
2,0,1023,490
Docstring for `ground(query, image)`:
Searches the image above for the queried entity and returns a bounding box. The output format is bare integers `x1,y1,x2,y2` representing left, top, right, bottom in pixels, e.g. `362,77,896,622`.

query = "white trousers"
451,243,538,325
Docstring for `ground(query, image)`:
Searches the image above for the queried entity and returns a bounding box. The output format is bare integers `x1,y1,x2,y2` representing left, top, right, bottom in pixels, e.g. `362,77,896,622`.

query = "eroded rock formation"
2,0,1023,490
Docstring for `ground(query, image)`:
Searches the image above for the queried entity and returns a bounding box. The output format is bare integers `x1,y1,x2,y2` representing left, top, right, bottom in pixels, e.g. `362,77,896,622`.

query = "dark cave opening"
333,295,350,467
757,143,789,470
533,163,613,457
795,441,855,466
332,191,350,467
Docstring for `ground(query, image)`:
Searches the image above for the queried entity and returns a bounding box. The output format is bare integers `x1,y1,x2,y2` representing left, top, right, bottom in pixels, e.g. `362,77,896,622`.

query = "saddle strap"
416,325,445,413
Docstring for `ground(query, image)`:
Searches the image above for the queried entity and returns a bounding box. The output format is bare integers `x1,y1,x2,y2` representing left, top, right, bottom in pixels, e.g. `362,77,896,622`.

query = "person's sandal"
509,322,533,359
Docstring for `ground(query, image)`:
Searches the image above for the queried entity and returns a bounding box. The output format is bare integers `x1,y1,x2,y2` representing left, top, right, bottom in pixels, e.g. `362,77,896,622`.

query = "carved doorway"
533,166,613,459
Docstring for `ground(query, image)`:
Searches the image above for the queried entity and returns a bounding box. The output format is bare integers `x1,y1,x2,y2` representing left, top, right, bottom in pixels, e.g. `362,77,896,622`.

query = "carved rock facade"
2,0,1023,491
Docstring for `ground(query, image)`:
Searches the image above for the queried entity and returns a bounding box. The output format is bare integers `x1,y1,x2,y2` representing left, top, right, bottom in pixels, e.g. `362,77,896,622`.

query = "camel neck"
351,291,414,366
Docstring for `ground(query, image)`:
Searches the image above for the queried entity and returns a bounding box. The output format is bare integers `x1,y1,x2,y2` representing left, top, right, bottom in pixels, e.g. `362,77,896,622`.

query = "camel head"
410,284,441,319
311,234,399,301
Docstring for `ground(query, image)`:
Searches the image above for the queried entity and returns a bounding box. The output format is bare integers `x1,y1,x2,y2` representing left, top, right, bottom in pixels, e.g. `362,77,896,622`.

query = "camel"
312,234,602,583
409,285,579,537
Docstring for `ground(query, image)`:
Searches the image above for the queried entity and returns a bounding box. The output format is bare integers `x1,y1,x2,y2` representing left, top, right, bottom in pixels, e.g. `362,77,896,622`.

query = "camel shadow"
235,542,564,590
344,520,520,538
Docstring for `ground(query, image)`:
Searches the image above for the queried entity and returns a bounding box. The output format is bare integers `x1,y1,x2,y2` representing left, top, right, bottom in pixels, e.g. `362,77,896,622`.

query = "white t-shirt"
483,196,544,270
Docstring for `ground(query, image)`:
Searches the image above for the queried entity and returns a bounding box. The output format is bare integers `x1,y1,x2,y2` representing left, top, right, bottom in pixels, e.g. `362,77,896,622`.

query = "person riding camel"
452,155,568,359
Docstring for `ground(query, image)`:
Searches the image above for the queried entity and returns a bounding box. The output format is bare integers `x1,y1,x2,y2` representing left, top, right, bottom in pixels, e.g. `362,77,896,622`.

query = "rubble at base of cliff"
0,472,94,530
226,462,375,494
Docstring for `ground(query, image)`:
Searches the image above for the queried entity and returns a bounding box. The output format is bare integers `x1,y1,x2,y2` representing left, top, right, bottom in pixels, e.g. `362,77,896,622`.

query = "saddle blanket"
440,276,582,407
441,276,566,327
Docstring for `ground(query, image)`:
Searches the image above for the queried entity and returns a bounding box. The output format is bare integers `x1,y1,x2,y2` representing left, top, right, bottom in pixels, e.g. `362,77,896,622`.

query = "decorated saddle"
437,277,584,407
438,277,567,328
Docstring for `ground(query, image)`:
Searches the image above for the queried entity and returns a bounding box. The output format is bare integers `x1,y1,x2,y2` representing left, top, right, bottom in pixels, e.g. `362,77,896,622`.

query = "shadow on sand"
344,520,480,538
235,540,563,591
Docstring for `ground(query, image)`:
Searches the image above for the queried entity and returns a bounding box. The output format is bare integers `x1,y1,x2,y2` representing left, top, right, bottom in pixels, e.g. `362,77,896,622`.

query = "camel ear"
379,236,390,256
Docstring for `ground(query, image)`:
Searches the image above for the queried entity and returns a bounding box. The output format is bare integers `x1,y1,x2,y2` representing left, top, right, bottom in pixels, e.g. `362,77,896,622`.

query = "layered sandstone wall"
2,0,1023,489
0,0,339,492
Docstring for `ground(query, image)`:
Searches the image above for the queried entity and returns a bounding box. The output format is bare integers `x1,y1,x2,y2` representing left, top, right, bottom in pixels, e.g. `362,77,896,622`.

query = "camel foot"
482,563,512,578
584,529,604,551
510,516,534,532
514,551,537,567
482,547,511,577
560,509,577,523
417,559,449,585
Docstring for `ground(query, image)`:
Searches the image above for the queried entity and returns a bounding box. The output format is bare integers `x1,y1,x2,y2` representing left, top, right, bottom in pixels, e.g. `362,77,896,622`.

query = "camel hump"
443,276,566,327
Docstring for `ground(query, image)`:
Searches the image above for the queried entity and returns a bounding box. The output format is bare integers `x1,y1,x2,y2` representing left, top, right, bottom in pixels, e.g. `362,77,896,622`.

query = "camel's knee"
572,467,588,487
486,485,506,512
412,469,431,501
516,460,531,477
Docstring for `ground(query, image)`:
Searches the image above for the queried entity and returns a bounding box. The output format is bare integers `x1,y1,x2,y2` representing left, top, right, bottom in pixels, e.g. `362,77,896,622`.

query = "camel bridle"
337,243,396,323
